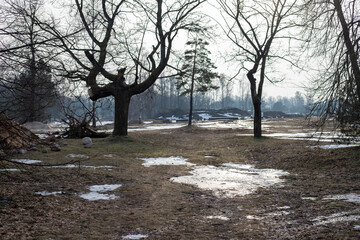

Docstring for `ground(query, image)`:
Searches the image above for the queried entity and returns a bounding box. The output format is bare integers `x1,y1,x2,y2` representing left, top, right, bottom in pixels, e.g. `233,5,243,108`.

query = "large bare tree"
39,0,204,136
217,0,302,137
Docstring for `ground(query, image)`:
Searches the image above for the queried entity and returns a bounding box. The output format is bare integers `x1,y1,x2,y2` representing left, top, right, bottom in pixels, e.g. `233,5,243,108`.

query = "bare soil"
1,118,360,239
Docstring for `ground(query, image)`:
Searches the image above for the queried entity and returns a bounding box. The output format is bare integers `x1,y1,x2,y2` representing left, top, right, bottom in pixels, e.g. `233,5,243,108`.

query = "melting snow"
313,144,359,149
246,215,264,220
0,169,19,172
80,192,118,201
301,197,317,201
312,212,360,225
122,234,148,239
206,215,230,221
88,184,122,192
48,164,113,169
36,191,62,196
67,154,89,158
323,193,360,204
198,113,212,120
80,184,122,201
140,156,195,167
171,163,289,198
11,159,42,164
196,120,253,130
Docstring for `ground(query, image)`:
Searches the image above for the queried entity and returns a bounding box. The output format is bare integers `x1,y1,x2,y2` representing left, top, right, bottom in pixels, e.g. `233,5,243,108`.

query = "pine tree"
177,37,219,126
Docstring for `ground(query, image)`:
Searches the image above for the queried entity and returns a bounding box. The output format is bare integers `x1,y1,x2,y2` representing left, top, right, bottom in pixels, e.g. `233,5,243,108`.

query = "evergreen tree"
177,37,219,126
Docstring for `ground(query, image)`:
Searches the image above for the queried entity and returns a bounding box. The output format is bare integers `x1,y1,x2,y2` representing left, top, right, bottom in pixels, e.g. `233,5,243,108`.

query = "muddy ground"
1,118,360,239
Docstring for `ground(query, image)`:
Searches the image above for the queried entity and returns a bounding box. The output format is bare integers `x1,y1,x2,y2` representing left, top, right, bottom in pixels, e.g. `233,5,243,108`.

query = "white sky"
40,0,310,99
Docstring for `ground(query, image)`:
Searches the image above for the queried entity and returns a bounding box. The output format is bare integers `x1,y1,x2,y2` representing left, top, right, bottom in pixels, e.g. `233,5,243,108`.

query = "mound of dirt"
0,114,39,155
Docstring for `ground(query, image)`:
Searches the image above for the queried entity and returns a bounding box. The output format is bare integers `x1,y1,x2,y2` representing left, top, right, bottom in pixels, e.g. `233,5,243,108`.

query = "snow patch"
11,159,42,164
80,184,122,201
122,234,148,239
140,156,195,167
323,193,360,204
312,212,360,225
80,192,118,201
198,113,212,120
48,164,113,169
171,163,289,198
0,169,19,172
246,215,264,220
206,215,230,221
88,184,122,192
104,154,115,158
36,191,62,196
301,197,317,201
67,154,89,158
354,225,360,230
312,144,359,149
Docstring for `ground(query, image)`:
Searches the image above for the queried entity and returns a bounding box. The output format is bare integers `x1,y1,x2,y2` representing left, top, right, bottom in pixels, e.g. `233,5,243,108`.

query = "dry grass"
1,119,360,239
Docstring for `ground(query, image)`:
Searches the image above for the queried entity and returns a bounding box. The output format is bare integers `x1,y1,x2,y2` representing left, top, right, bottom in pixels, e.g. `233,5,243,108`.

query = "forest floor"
1,118,360,239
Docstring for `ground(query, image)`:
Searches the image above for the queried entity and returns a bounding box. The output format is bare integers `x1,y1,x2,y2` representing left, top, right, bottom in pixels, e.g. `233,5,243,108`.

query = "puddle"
323,193,360,204
36,191,62,196
171,163,289,198
67,154,89,158
312,212,360,225
122,234,148,239
140,156,195,167
80,184,122,201
11,159,42,164
206,215,230,221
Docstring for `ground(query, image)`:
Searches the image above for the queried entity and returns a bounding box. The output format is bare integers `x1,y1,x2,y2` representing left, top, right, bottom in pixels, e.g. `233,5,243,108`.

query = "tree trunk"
253,98,262,138
113,91,131,136
333,0,360,100
188,82,194,126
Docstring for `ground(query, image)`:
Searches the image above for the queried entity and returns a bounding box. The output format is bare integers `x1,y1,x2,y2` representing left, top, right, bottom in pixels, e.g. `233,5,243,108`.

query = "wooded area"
0,0,358,139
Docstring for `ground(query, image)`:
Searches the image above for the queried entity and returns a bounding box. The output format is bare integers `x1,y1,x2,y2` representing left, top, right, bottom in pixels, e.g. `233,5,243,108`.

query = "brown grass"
1,119,360,239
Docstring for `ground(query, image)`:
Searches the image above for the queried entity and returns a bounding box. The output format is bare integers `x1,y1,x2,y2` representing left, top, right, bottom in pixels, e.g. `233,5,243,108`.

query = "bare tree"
303,0,360,138
217,0,302,137
37,0,204,136
0,0,57,123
